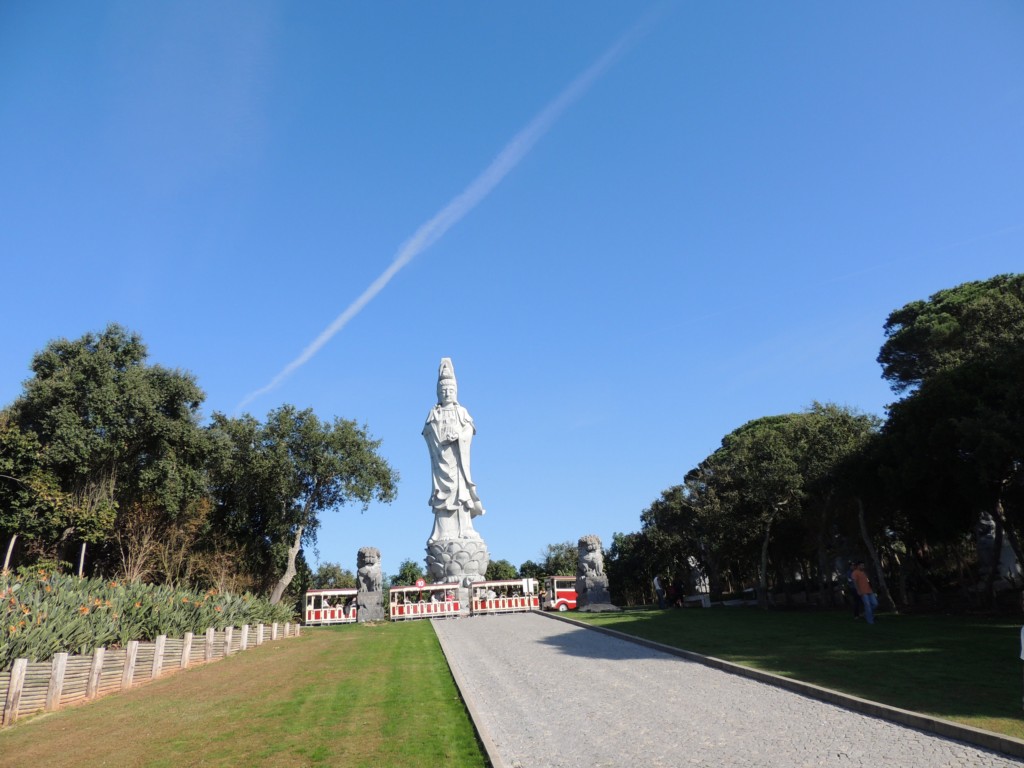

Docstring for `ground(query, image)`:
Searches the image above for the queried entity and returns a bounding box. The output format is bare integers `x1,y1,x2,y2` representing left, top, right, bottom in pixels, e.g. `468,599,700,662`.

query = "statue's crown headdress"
437,357,456,385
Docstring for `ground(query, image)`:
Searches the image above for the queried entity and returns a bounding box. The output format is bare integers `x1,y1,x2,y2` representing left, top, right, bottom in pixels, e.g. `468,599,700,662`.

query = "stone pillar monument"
575,534,620,612
356,546,385,622
423,358,489,596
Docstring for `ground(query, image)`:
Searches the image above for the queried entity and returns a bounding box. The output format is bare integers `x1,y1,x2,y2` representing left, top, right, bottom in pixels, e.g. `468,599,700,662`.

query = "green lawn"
4,609,1022,764
572,606,1024,740
0,621,486,768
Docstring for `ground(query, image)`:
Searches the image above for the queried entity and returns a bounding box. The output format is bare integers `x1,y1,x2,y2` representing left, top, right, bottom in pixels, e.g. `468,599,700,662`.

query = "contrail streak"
237,11,660,412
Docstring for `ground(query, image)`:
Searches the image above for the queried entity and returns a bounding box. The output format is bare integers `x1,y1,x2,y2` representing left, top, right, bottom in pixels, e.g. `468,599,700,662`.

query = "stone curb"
539,610,1024,762
432,619,509,768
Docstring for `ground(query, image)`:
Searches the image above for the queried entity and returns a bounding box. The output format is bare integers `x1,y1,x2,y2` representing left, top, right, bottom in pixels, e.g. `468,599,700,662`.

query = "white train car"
389,583,461,620
304,588,358,625
470,578,539,615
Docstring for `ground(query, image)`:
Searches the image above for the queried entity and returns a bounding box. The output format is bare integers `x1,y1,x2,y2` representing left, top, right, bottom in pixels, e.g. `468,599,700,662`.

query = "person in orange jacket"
851,561,878,624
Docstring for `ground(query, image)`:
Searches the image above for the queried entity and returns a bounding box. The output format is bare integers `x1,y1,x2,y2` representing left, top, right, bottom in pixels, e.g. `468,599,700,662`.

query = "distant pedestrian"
846,563,861,619
653,574,666,609
851,561,878,625
666,581,679,608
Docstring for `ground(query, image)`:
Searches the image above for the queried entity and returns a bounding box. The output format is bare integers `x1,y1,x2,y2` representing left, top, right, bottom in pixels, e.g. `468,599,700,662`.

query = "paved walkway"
433,612,1023,768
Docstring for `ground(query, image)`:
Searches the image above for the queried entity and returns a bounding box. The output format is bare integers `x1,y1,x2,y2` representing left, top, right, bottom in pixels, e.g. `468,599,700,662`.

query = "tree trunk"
856,498,896,611
2,533,16,571
906,539,940,606
707,557,723,601
816,493,834,607
77,541,87,578
817,538,830,607
992,493,1024,581
269,525,304,605
758,518,772,610
890,547,909,606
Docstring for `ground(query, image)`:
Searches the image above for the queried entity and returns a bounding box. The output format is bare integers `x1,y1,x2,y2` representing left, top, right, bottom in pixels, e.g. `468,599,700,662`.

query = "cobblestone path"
433,612,1022,768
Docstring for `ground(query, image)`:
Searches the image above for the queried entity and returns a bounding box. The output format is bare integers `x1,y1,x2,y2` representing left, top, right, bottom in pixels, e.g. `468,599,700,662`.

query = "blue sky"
2,3,1023,578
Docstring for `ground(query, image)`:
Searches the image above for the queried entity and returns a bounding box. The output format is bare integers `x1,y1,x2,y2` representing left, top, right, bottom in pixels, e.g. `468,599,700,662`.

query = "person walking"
851,561,878,625
653,574,666,609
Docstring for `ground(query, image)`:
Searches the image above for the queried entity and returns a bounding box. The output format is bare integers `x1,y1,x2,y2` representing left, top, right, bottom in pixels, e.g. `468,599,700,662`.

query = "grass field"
3,609,1022,765
572,606,1024,740
0,621,486,768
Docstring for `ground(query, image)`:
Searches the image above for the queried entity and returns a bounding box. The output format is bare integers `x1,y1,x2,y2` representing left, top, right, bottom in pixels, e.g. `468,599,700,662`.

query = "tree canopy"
208,405,398,604
485,559,518,581
0,324,398,615
5,325,208,572
390,558,425,587
878,273,1024,394
620,274,1024,611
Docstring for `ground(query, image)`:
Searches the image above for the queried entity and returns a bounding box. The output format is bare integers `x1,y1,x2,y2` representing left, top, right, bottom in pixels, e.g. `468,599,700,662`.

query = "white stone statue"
423,358,485,542
423,358,489,586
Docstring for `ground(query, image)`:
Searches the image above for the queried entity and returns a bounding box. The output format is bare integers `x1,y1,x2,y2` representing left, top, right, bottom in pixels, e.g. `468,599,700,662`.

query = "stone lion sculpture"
575,534,620,613
577,534,604,578
357,547,383,593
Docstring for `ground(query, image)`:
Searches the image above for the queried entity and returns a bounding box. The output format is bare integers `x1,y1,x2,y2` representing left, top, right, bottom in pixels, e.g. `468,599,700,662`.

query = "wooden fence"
0,621,300,726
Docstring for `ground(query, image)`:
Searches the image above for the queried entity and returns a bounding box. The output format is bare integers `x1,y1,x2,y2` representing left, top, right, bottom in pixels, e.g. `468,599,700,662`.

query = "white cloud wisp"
237,14,655,412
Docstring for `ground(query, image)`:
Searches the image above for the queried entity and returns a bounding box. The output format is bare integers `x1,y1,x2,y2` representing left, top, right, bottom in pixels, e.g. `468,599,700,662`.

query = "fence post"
3,658,27,725
181,632,193,669
46,652,68,712
256,624,264,646
295,623,301,637
86,648,105,700
152,635,166,679
271,622,279,641
205,628,215,662
240,624,249,651
284,621,290,637
122,640,139,690
224,626,234,656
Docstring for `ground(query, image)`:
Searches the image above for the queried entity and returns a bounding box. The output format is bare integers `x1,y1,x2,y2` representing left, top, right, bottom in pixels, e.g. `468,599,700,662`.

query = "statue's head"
357,546,380,568
436,358,458,405
578,534,602,554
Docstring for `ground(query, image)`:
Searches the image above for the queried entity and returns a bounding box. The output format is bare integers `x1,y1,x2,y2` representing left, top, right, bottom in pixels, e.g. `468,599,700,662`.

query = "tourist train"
543,575,577,611
390,582,461,620
304,576,574,624
304,588,358,625
469,578,539,614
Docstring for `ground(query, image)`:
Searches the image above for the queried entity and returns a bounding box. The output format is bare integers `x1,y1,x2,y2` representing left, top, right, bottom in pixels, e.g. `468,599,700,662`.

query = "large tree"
208,405,398,604
640,471,739,601
605,530,657,606
879,348,1024,582
7,325,208,574
876,273,1024,601
0,412,67,569
713,414,808,607
390,558,425,587
311,561,356,589
485,559,518,581
649,405,881,608
878,273,1024,394
798,403,882,605
539,541,578,578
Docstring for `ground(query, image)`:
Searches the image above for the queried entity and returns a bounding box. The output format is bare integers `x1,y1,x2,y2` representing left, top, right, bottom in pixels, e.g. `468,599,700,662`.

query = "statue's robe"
423,401,485,542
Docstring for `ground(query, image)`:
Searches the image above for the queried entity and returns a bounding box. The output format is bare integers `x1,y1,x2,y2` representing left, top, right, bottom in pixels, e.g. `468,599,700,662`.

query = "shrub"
1,569,294,670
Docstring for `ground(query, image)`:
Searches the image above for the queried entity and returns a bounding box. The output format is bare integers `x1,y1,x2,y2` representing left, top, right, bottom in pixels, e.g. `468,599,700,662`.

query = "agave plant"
1,569,296,670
